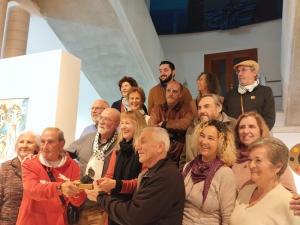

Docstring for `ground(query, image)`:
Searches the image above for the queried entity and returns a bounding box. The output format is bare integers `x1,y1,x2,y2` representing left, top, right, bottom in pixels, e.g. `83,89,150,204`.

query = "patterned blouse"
0,157,23,225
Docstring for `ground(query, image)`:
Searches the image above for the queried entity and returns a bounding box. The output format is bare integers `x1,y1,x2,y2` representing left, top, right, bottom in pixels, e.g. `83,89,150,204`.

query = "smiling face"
16,133,38,159
120,81,132,97
120,118,136,142
40,129,64,162
248,146,280,185
98,108,119,140
236,66,257,86
197,125,219,162
128,91,143,110
198,96,220,121
91,100,109,123
238,116,261,146
159,63,174,81
135,130,164,168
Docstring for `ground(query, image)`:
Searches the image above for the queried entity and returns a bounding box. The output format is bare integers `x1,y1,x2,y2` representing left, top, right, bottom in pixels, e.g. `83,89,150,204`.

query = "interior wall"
0,50,80,147
27,15,100,139
159,20,282,103
110,0,164,84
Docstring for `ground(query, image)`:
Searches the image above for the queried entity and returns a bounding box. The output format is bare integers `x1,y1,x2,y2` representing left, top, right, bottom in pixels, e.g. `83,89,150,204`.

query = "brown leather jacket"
149,102,193,164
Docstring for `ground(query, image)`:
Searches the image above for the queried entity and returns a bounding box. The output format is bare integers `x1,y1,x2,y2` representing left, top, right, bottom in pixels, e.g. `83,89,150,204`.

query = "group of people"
0,59,300,225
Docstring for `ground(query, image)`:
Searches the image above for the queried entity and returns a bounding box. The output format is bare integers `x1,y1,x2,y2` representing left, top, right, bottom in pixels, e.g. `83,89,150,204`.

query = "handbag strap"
43,166,66,206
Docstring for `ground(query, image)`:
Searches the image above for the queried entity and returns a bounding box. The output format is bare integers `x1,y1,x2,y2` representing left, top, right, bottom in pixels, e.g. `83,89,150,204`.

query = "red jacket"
16,154,86,225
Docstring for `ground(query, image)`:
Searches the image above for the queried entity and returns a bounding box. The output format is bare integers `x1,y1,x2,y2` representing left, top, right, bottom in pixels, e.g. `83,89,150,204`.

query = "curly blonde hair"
193,120,237,166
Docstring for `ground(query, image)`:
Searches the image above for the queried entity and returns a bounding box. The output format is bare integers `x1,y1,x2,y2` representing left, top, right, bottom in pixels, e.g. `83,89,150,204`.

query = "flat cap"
233,60,259,73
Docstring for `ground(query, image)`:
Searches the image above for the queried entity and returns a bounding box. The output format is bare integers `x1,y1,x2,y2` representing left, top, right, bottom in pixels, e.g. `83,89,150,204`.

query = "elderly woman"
96,110,147,225
111,76,148,114
232,111,296,193
230,137,300,225
0,131,39,225
191,72,222,116
182,120,237,225
127,87,150,123
111,76,138,112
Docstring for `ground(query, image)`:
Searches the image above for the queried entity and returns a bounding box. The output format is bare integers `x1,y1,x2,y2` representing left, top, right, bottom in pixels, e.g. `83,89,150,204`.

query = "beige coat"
183,166,237,225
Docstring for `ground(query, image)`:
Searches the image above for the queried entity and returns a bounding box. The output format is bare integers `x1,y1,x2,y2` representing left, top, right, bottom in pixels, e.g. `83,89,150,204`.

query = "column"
0,0,8,56
2,5,30,58
282,0,300,125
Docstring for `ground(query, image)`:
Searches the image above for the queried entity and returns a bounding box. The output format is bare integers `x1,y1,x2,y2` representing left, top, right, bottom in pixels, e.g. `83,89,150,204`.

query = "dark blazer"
97,158,185,225
223,84,275,129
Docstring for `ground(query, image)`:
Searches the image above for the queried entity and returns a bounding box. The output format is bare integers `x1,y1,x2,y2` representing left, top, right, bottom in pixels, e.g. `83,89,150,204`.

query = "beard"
159,74,173,87
199,115,210,122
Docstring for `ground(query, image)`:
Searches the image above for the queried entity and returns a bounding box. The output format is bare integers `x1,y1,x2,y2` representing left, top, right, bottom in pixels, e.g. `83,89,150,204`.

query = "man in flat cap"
223,60,275,130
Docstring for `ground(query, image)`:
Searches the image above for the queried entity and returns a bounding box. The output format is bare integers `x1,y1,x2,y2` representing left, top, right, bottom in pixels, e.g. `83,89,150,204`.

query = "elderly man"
89,127,185,225
67,108,120,225
80,99,109,137
16,127,85,225
148,60,192,114
223,60,275,129
179,94,236,169
149,80,193,165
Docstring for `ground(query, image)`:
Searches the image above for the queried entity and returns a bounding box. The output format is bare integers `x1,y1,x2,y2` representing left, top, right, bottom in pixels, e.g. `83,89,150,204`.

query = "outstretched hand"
61,181,81,197
96,177,116,193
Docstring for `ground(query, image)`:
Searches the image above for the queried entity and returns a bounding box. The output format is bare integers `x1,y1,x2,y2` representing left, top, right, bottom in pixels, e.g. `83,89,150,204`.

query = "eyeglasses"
91,107,106,111
166,88,180,94
98,116,113,123
235,67,252,74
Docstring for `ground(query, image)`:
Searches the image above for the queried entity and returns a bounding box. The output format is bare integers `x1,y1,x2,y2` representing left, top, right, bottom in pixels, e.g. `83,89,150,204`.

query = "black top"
223,84,275,129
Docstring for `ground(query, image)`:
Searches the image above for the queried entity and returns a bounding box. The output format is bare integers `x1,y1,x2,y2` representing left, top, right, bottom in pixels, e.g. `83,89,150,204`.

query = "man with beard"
147,61,192,114
149,81,193,166
179,94,236,169
66,108,120,225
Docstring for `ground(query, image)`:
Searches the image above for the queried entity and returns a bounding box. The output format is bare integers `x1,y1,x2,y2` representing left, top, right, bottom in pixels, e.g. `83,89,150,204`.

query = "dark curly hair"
160,61,175,71
118,76,138,90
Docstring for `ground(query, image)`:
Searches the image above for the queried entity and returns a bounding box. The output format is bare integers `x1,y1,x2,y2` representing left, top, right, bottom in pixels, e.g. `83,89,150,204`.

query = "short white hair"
142,127,170,152
15,130,40,150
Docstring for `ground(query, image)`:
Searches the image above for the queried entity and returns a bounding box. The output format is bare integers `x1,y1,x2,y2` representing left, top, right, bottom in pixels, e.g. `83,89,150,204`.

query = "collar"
218,112,231,123
142,158,170,178
38,152,67,168
238,80,259,94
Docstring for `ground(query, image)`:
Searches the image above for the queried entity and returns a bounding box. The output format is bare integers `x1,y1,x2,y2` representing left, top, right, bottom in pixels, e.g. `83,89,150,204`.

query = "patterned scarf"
85,131,118,180
182,155,224,205
236,145,250,163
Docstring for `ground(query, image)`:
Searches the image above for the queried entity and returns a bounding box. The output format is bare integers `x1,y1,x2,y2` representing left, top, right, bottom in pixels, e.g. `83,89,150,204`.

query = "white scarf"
238,80,259,94
39,152,67,168
122,97,131,111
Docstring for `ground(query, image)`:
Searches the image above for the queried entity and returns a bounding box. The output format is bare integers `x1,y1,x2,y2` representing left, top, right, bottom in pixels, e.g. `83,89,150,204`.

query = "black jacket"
97,158,185,225
223,85,275,129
